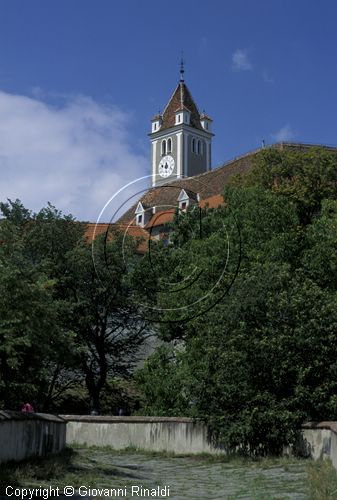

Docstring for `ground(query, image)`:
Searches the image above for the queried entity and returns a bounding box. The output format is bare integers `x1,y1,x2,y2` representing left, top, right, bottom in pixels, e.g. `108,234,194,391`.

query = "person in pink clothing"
21,402,34,413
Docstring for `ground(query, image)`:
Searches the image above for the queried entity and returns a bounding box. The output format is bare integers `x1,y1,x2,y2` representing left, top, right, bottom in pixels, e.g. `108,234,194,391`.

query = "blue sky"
0,0,336,220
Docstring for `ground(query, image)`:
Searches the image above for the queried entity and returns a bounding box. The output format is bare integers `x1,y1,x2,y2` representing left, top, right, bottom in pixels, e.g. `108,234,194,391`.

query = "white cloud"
271,124,295,142
0,90,148,221
232,49,252,71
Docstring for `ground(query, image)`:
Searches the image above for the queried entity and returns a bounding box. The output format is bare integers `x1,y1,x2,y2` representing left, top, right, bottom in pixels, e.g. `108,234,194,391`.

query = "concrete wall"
0,411,66,464
297,422,337,469
3,411,337,464
64,416,337,467
63,415,225,455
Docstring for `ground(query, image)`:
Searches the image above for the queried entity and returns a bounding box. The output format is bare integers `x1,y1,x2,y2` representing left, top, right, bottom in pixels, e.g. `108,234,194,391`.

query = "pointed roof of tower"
160,81,203,131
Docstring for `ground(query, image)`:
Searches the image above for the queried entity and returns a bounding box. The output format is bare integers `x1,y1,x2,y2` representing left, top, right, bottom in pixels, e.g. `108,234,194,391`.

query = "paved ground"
61,448,310,499
4,447,310,500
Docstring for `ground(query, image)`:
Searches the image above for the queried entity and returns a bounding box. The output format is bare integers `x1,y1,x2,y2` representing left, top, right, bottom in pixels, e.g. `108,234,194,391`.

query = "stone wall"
63,415,225,455
0,411,66,464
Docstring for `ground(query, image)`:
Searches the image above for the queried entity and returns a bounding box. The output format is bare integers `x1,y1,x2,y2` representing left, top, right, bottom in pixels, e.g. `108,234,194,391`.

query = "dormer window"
135,201,151,228
175,107,191,126
177,188,199,212
177,188,195,212
151,114,162,133
200,113,212,132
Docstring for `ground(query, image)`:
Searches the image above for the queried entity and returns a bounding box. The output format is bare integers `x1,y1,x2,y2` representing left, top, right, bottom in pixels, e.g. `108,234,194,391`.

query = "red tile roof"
200,194,225,209
143,196,224,229
145,209,176,228
85,223,152,254
85,223,110,242
118,142,330,227
117,147,256,225
116,142,337,242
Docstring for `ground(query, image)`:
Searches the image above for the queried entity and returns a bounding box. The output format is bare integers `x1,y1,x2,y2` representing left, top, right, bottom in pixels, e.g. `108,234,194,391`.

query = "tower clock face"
158,155,175,178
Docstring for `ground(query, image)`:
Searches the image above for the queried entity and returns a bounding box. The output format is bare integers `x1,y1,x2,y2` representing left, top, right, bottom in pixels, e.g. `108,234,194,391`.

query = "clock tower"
149,63,214,187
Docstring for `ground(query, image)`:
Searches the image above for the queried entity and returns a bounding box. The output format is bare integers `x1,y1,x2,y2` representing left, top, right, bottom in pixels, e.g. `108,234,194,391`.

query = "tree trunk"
84,364,107,414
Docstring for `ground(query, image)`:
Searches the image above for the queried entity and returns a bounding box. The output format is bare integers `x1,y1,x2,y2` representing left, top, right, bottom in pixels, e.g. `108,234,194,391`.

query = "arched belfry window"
197,140,202,155
161,139,167,156
167,138,172,153
191,138,196,153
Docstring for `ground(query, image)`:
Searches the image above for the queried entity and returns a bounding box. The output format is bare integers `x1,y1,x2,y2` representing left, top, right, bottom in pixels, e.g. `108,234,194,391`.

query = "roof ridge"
183,82,201,116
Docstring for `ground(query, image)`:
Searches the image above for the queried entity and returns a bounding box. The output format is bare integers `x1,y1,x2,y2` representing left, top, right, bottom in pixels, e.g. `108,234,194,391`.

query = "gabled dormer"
135,201,152,227
151,114,162,133
175,106,191,126
177,189,199,212
200,112,213,132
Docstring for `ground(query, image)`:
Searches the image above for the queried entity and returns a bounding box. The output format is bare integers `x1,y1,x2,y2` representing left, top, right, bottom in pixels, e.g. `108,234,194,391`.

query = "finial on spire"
180,53,185,82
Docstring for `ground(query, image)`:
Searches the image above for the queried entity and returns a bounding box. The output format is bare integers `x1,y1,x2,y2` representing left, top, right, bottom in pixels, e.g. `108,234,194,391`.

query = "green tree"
302,199,337,291
135,344,189,416
64,232,151,413
0,199,150,412
0,219,65,408
177,265,337,455
0,200,84,410
136,172,337,455
149,186,299,337
233,147,337,224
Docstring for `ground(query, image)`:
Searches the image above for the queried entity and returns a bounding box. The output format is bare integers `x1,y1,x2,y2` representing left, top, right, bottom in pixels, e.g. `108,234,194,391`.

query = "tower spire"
180,54,185,82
